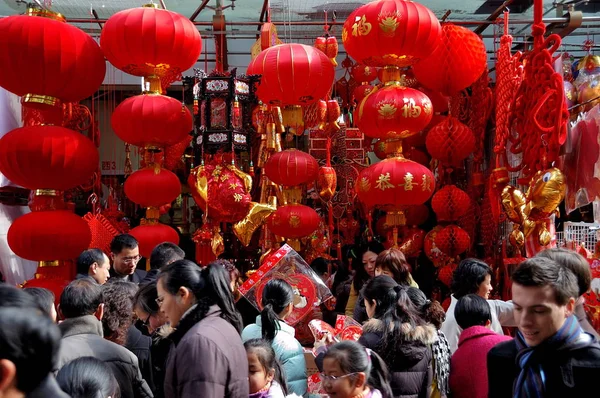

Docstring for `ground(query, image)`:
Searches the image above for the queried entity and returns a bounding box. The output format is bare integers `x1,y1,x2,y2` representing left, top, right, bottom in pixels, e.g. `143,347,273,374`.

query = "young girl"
245,339,288,398
322,340,393,398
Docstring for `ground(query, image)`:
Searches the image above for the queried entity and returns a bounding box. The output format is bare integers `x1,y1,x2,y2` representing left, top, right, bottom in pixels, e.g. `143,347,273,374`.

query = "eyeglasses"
155,296,165,307
122,255,141,264
320,372,360,382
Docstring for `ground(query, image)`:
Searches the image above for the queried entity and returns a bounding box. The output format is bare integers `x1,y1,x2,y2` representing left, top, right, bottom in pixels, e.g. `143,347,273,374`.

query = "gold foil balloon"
525,167,566,221
509,224,525,248
576,77,600,112
501,185,527,225
538,223,552,246
233,197,277,246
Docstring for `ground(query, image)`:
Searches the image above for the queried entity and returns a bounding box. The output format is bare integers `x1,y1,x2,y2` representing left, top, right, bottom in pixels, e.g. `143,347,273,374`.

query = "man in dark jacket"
56,279,153,398
488,257,600,398
75,248,111,284
141,242,184,285
110,234,147,284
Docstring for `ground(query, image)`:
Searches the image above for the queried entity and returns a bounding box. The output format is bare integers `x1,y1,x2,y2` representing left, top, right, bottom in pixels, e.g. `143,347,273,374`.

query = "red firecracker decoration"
124,168,181,208
431,185,470,222
435,225,470,257
342,0,441,67
264,149,319,187
130,223,180,258
267,205,320,239
412,24,487,96
425,116,475,167
314,36,339,66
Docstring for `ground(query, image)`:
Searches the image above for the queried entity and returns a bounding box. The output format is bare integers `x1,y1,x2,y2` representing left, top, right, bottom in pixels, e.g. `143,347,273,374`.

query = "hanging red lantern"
247,43,335,106
405,147,430,167
111,94,192,148
413,24,487,96
124,168,181,208
130,223,180,258
356,84,433,140
353,84,375,105
304,100,328,129
425,116,475,167
356,156,435,209
419,86,449,114
0,125,98,190
264,149,319,187
431,185,470,222
314,36,339,66
373,140,387,160
342,0,441,68
435,224,470,257
267,205,320,239
0,10,106,105
100,5,202,87
8,211,91,261
350,65,378,83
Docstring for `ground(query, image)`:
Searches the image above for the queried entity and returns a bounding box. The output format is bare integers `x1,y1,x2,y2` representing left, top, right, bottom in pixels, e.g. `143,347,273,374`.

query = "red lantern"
353,84,375,105
100,6,202,85
435,225,470,256
404,204,430,226
425,116,475,167
356,156,435,209
124,168,181,208
431,185,470,222
8,211,91,261
0,125,98,190
247,44,335,106
111,94,192,148
419,87,449,114
438,264,455,287
413,24,487,96
267,205,320,239
314,36,339,66
342,0,441,68
130,223,180,258
405,148,430,167
373,140,387,160
264,149,319,187
356,85,433,140
351,65,378,83
0,11,106,104
304,100,328,129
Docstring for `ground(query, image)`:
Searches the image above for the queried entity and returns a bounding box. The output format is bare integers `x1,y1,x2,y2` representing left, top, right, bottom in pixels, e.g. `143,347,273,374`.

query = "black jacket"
487,337,600,397
126,326,154,392
141,269,161,285
109,268,147,284
27,375,70,398
359,318,436,398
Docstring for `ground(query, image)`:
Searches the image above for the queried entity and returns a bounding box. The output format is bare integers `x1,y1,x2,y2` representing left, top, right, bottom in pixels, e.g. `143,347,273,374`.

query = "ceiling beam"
190,0,211,22
473,0,514,35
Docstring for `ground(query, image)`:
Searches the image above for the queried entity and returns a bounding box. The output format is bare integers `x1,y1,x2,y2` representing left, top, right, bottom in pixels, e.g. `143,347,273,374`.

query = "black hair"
110,234,138,254
150,242,185,270
244,338,288,395
324,341,393,398
512,257,578,305
101,281,138,345
0,307,61,393
159,259,243,341
0,284,40,311
310,257,331,277
537,248,592,297
352,241,385,292
362,276,426,358
451,258,493,299
24,287,55,320
76,249,106,275
60,279,103,319
260,279,294,341
57,357,120,398
454,294,491,329
405,287,446,330
133,281,160,316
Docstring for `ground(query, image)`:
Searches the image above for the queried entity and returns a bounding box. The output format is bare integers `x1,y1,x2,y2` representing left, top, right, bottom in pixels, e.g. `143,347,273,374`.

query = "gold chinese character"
233,193,243,202
376,173,395,191
378,102,397,119
403,173,414,191
421,174,432,192
358,177,372,192
229,183,241,190
352,15,372,37
402,98,422,118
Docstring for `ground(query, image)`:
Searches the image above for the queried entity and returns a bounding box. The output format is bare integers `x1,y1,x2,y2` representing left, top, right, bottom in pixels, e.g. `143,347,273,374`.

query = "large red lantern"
413,24,487,96
0,125,99,190
130,223,180,258
342,0,441,68
247,43,335,106
8,211,91,261
264,149,319,187
111,94,192,148
124,168,181,208
356,84,433,140
356,157,435,209
267,205,320,239
100,5,202,85
431,185,470,222
426,116,476,167
0,11,106,104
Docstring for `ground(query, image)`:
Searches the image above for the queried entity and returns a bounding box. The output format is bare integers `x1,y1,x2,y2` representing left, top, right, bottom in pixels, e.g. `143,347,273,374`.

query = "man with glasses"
110,234,147,284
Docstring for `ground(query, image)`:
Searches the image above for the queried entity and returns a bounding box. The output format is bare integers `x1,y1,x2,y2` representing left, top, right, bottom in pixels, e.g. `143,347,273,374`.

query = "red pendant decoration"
124,168,181,208
425,116,475,167
264,149,319,187
130,223,180,258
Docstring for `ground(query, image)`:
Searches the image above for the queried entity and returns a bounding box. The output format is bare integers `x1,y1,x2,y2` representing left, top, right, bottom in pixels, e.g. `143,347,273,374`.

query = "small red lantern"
435,225,471,257
356,85,433,140
111,94,192,148
130,223,180,258
124,168,181,208
8,211,91,261
350,65,378,83
264,149,319,187
0,11,106,104
267,205,320,239
100,5,202,86
247,43,335,106
431,185,470,222
342,0,441,67
353,84,375,105
373,140,387,160
0,125,98,190
425,116,475,167
413,24,487,96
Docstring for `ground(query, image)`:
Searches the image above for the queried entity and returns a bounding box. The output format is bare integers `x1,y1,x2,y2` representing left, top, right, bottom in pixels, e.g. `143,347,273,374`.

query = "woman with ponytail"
360,276,437,398
241,279,307,396
157,259,248,398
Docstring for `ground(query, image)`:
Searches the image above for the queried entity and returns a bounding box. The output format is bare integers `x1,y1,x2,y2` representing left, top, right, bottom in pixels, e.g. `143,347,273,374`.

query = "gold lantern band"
23,94,61,107
380,66,401,84
34,189,59,197
142,76,163,95
38,260,60,268
143,3,159,8
384,139,403,158
26,7,66,22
